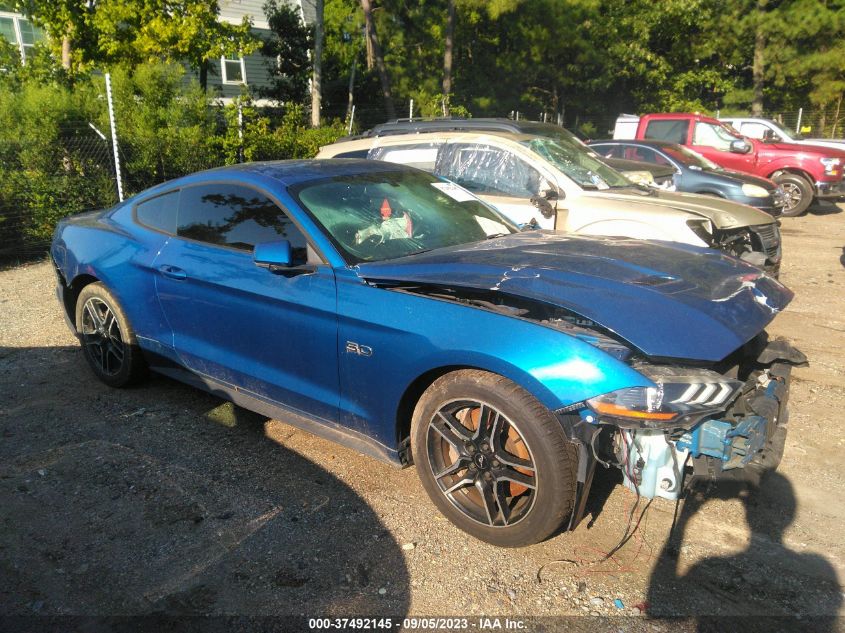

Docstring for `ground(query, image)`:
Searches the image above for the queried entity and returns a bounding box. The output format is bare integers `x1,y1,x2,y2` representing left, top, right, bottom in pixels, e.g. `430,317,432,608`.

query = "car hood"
587,188,775,228
356,232,792,362
703,168,776,190
759,140,845,159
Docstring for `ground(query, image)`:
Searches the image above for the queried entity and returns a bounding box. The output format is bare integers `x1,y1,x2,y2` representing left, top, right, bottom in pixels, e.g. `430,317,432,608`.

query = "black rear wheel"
75,283,148,388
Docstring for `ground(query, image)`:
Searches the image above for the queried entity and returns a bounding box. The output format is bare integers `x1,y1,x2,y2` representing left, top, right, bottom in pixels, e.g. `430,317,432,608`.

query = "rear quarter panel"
53,210,172,348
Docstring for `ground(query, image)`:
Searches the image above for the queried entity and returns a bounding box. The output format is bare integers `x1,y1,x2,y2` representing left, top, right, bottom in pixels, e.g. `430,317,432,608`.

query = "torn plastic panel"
557,337,806,529
367,136,562,230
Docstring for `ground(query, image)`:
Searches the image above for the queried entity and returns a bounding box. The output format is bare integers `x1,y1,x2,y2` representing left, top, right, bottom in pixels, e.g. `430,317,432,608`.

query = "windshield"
293,170,518,264
523,138,631,189
764,119,796,141
661,145,721,170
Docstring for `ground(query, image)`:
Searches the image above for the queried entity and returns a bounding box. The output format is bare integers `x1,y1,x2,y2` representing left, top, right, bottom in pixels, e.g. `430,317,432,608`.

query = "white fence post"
796,107,803,134
104,72,124,202
409,99,414,119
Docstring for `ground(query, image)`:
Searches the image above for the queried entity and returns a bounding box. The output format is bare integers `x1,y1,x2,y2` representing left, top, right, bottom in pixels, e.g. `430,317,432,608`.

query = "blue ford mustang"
51,160,805,546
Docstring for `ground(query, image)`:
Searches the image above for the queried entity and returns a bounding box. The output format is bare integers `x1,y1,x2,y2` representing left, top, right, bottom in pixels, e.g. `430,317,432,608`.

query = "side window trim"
172,180,329,265
132,189,181,235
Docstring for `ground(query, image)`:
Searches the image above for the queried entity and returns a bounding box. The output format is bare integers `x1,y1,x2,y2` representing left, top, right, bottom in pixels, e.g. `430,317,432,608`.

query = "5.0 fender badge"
345,341,373,357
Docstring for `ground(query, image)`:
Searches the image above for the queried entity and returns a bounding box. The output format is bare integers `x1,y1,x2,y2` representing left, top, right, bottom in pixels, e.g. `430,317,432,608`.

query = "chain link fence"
0,121,119,264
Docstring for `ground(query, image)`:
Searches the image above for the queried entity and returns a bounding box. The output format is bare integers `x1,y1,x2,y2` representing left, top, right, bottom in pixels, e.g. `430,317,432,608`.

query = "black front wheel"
773,173,813,217
411,370,577,547
75,282,148,388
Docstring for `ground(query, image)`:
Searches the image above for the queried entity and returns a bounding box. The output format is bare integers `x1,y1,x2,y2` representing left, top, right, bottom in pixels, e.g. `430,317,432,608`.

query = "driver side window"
693,122,733,151
435,144,542,198
176,183,309,264
739,122,771,140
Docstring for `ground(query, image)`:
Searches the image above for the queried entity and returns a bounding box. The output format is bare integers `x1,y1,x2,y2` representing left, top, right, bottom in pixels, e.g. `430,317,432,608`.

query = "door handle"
158,264,187,280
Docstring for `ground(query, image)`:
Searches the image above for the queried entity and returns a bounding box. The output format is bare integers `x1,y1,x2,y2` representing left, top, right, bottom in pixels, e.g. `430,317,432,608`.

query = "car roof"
359,117,569,137
589,139,684,151
121,159,423,205
323,129,538,151
177,158,418,187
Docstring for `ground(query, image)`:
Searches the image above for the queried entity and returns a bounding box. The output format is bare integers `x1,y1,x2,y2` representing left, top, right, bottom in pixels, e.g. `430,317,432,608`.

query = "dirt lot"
1,204,844,630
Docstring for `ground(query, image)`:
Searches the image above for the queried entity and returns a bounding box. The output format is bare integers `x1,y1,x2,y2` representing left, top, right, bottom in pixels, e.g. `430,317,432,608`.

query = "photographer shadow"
646,472,841,629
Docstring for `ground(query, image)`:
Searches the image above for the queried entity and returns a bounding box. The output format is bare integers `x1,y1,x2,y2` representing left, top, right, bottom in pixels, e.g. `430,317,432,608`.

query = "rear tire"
75,282,148,388
411,370,577,547
773,173,813,217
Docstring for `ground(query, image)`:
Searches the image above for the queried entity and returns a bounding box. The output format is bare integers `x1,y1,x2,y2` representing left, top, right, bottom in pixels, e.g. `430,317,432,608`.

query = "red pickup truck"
615,113,845,216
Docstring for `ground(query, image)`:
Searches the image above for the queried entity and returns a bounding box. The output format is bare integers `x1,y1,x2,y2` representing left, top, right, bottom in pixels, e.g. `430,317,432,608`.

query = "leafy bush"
0,79,116,248
0,62,348,256
110,63,219,193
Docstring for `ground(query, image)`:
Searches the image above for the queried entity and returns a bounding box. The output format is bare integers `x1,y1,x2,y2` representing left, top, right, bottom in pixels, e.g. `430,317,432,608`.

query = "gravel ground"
1,203,844,631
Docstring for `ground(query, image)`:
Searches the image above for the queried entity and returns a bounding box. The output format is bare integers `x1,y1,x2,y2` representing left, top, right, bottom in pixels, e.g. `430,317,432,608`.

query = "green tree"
16,0,257,87
260,0,313,106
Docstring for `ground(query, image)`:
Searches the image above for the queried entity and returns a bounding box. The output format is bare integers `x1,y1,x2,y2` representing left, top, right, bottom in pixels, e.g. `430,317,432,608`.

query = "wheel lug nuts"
481,443,489,451
491,460,499,467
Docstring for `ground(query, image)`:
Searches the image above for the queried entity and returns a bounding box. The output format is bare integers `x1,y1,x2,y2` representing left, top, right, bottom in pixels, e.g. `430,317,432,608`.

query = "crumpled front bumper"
557,338,806,528
685,360,793,486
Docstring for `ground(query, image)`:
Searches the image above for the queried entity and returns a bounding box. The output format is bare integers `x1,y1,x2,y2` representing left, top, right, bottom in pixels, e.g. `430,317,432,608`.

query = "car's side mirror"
729,139,752,154
254,239,292,269
530,193,556,219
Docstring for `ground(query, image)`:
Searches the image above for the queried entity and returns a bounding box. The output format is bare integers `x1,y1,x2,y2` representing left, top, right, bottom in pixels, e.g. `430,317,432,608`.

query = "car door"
433,142,555,229
691,120,756,172
153,181,339,422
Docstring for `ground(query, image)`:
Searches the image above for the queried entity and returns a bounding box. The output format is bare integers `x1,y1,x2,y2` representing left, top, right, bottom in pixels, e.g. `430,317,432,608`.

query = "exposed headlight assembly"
585,366,743,429
741,183,770,198
685,219,713,245
820,157,841,176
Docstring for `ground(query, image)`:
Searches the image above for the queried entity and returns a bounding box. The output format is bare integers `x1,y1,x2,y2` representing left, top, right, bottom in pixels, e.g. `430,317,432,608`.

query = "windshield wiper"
486,233,510,239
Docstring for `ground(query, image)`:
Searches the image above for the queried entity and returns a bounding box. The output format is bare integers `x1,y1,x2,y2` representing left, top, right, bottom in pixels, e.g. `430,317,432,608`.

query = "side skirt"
150,362,404,468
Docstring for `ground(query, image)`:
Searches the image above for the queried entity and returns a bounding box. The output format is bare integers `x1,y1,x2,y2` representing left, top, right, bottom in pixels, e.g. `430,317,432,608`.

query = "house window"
0,13,44,62
221,56,246,85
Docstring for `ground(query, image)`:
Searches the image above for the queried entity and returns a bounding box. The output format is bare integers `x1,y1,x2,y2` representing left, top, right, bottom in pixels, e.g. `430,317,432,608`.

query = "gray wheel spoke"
494,482,511,526
495,465,536,490
474,478,499,526
85,301,104,329
443,475,475,496
472,405,490,440
433,412,472,447
97,341,107,370
487,410,504,450
495,451,535,472
434,456,469,480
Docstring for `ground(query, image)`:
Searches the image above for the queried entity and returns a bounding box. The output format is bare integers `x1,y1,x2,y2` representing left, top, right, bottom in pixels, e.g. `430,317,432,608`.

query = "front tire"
411,370,577,547
75,282,148,388
773,172,813,217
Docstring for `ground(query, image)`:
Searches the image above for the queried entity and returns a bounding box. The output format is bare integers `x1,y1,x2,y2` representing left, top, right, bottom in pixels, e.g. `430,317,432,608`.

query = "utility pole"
311,0,324,127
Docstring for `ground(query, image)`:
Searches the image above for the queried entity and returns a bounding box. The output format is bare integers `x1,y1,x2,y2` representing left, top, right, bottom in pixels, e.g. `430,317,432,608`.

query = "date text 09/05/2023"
308,617,527,630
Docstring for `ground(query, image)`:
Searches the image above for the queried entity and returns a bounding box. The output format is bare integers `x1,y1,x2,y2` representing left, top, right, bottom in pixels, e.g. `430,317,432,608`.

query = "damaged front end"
689,220,782,277
557,335,806,530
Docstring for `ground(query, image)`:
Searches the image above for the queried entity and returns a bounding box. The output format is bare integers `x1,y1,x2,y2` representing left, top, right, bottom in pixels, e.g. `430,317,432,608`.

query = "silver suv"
317,121,783,275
